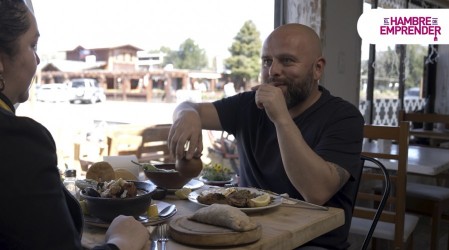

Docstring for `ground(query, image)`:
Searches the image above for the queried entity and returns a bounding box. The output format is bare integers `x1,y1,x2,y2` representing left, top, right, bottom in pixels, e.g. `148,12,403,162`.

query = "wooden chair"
73,141,107,171
350,122,419,249
106,134,141,156
106,124,144,156
358,155,391,250
398,109,449,147
137,124,174,163
399,109,449,250
106,124,173,163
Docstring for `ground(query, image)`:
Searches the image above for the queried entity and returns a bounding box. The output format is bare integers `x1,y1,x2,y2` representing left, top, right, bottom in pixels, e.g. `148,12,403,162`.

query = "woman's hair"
0,0,30,58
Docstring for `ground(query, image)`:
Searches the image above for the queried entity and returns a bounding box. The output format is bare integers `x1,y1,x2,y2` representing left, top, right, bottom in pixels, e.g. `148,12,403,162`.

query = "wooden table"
81,189,344,250
410,128,449,147
363,143,449,176
410,128,449,141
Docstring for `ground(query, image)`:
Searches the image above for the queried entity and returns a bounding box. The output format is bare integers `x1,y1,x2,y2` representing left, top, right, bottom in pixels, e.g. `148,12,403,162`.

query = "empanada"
189,204,257,231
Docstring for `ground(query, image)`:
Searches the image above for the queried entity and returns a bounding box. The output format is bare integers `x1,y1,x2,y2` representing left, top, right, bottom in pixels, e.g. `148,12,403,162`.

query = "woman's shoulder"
1,112,52,132
0,113,56,150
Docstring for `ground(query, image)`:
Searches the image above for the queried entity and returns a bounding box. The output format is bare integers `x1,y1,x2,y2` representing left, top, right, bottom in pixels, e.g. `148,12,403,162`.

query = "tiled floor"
348,215,449,249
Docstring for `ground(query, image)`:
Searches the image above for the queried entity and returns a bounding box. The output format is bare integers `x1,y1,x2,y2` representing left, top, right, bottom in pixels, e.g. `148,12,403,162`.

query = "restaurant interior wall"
279,0,363,107
320,0,363,107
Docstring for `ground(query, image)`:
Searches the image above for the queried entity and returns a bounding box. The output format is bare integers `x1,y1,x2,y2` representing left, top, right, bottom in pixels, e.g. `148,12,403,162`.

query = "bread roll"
86,161,115,182
114,169,138,181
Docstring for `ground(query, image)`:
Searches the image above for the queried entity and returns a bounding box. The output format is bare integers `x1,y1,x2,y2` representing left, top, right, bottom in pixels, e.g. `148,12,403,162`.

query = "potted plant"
199,163,234,186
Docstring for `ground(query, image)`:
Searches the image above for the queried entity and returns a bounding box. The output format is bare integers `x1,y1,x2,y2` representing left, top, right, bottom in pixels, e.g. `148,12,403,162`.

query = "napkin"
189,204,257,232
103,155,140,179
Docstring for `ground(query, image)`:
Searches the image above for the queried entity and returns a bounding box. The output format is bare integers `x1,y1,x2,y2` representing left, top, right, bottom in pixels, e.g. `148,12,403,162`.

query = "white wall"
319,0,363,106
283,0,363,106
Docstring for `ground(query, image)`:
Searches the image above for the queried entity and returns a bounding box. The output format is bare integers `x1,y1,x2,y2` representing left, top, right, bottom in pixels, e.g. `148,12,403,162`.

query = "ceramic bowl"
144,163,192,190
80,181,155,222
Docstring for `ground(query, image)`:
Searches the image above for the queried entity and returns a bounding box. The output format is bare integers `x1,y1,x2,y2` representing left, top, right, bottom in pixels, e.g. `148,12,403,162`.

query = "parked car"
68,78,106,104
35,83,70,102
404,87,420,99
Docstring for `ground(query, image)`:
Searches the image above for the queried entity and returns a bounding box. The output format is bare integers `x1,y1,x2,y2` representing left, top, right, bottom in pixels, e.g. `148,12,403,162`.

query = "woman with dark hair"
0,1,149,249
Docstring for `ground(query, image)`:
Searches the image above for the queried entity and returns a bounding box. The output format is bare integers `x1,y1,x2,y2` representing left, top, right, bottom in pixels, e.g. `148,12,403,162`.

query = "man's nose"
269,61,281,77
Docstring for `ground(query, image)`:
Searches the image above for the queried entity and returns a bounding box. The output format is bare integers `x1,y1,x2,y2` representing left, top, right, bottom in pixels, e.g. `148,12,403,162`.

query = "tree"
224,20,262,90
360,44,427,92
163,39,208,70
405,44,426,88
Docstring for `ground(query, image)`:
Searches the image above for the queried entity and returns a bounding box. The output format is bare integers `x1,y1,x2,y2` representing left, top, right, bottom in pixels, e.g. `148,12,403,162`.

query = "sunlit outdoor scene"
5,0,449,249
20,0,274,173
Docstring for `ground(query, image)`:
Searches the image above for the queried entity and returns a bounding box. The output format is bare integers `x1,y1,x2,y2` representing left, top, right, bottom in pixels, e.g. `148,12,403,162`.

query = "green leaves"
225,20,262,88
163,38,208,70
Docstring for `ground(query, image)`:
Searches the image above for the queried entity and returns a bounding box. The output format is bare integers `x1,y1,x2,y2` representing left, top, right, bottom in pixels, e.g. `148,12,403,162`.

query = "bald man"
169,23,364,249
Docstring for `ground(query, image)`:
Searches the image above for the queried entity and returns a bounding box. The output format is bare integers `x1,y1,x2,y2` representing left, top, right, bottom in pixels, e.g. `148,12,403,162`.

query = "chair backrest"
399,109,449,125
353,121,410,248
106,124,145,156
359,155,391,250
398,109,449,146
137,124,174,163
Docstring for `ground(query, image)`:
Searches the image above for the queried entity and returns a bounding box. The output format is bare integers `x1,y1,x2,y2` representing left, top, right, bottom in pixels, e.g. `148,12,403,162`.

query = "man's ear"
313,57,326,80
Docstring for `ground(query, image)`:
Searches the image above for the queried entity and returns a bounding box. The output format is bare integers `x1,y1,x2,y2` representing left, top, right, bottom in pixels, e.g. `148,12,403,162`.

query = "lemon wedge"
249,193,271,207
147,204,159,218
175,188,192,199
79,200,89,215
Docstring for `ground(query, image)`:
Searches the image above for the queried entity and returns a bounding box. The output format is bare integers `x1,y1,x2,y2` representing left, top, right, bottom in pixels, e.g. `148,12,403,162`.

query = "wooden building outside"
37,45,223,102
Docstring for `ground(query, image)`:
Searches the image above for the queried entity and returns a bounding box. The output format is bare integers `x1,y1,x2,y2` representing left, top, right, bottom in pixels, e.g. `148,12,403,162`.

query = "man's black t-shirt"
213,86,364,249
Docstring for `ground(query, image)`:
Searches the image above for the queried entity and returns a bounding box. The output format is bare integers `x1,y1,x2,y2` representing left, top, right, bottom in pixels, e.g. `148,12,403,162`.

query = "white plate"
84,201,177,228
188,187,282,212
198,176,233,186
167,179,204,192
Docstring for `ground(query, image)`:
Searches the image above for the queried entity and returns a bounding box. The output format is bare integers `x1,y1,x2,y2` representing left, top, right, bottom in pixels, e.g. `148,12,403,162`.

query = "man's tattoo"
329,162,349,188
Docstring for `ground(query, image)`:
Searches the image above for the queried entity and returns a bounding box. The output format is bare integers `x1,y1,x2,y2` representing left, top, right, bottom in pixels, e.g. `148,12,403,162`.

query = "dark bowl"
80,181,155,222
144,163,192,190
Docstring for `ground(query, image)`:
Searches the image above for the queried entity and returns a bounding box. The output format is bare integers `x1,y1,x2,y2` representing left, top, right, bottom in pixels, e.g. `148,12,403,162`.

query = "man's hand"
252,84,290,123
168,109,203,160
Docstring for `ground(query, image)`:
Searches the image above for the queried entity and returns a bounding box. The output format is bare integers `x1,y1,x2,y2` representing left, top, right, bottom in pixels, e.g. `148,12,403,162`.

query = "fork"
150,226,158,250
158,223,169,250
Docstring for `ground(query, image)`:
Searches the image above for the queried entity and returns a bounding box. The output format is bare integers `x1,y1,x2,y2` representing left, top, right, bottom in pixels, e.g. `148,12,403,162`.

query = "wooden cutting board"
169,216,262,247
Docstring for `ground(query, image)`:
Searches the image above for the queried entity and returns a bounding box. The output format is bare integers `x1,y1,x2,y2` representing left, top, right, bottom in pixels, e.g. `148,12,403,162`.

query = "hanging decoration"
425,44,439,64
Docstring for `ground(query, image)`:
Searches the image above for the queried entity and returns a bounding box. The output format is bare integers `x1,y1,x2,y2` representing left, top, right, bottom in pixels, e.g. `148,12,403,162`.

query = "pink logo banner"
358,9,449,44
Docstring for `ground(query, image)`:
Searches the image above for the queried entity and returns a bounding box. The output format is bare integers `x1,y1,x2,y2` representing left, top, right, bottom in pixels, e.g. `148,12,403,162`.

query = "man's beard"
284,69,314,109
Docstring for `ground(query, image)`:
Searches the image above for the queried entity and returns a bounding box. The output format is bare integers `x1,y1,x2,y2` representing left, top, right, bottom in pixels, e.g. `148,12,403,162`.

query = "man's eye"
262,59,272,67
32,43,38,51
282,58,294,64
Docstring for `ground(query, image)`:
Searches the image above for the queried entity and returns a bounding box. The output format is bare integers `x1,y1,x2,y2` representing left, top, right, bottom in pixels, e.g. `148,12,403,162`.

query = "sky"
32,0,275,60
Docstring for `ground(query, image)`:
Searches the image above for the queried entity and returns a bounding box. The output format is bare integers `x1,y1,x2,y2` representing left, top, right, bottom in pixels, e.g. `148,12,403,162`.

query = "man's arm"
169,101,222,160
275,118,350,205
253,84,350,205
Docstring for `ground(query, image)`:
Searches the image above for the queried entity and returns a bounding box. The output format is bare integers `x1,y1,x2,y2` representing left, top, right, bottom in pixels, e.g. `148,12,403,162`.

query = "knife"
252,187,329,211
